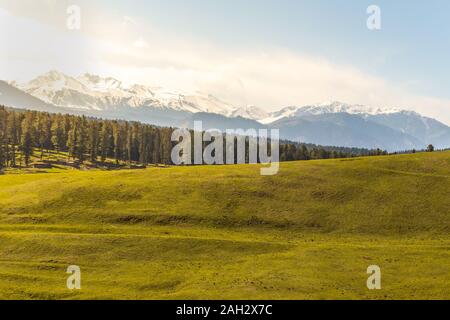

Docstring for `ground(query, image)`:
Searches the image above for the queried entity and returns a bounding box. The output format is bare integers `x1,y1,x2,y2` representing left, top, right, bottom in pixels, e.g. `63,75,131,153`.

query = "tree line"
279,141,386,161
0,106,382,169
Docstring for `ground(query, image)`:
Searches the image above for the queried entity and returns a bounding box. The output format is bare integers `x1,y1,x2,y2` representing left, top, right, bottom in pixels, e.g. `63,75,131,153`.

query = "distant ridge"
1,71,449,151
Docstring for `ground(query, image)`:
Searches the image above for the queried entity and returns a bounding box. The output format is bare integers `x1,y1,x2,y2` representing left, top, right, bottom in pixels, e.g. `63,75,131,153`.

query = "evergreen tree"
51,115,65,160
113,122,122,164
152,129,160,164
138,126,148,165
88,120,99,162
7,111,18,167
20,113,34,166
76,116,88,162
67,118,78,160
35,113,48,159
0,107,7,168
99,122,111,163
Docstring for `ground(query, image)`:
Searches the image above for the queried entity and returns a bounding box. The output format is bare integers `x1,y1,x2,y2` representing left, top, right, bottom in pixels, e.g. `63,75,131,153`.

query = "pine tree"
99,122,111,163
131,123,140,163
63,115,71,152
138,126,148,165
88,120,99,162
35,113,47,160
67,118,78,161
7,111,18,167
20,113,34,167
124,122,132,165
152,129,160,164
76,116,88,162
113,122,122,164
51,115,65,160
0,106,7,169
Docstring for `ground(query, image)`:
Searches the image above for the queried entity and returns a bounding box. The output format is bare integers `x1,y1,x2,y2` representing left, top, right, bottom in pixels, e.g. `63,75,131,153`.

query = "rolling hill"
0,151,448,299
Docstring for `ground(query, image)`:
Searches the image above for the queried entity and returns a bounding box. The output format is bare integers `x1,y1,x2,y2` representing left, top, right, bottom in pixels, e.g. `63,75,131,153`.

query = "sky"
1,0,450,124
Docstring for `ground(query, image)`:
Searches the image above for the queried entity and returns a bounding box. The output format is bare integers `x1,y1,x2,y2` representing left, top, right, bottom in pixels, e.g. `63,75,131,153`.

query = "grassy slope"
0,152,449,299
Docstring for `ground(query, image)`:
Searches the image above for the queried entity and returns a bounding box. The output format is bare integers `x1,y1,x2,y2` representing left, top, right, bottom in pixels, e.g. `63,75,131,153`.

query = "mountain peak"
306,101,403,115
43,70,69,79
230,105,269,121
28,70,74,85
77,73,123,92
274,102,409,118
22,71,89,105
15,70,237,115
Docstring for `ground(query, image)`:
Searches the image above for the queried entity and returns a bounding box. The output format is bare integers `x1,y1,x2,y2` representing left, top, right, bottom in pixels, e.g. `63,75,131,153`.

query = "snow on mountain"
22,71,90,106
229,105,269,121
260,101,410,124
260,106,300,124
296,101,404,116
261,101,450,151
19,71,105,110
78,73,125,94
181,92,235,114
21,72,417,125
19,71,236,115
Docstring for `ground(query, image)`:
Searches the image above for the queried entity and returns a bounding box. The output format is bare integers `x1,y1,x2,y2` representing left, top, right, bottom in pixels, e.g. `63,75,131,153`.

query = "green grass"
0,151,449,299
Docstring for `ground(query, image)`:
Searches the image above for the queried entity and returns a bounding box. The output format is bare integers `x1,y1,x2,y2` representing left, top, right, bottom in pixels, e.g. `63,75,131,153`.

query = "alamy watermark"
171,121,280,175
367,265,381,290
66,265,81,290
67,5,81,30
367,5,381,30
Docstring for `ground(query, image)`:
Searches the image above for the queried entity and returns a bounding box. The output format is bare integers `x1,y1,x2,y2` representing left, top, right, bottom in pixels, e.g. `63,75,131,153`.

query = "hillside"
0,152,448,299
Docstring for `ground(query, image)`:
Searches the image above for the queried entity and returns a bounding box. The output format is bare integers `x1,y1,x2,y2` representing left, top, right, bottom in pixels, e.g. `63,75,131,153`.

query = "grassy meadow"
0,151,449,299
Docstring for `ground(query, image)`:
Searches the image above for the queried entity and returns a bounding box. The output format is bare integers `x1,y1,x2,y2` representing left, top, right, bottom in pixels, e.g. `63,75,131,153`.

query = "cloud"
122,16,137,27
133,37,149,49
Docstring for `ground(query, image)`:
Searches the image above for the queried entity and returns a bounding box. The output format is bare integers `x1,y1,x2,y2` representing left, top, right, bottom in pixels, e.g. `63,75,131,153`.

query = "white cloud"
133,37,149,49
0,3,449,125
122,16,137,27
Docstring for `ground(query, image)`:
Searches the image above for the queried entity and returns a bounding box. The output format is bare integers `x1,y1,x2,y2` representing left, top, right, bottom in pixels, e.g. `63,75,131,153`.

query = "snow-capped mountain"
260,101,406,124
265,102,450,151
229,105,269,121
18,70,236,115
1,71,449,151
259,106,300,124
78,73,123,93
293,101,404,116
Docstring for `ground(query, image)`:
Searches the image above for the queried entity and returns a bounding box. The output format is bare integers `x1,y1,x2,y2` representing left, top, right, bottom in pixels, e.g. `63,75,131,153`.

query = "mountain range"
1,70,449,151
